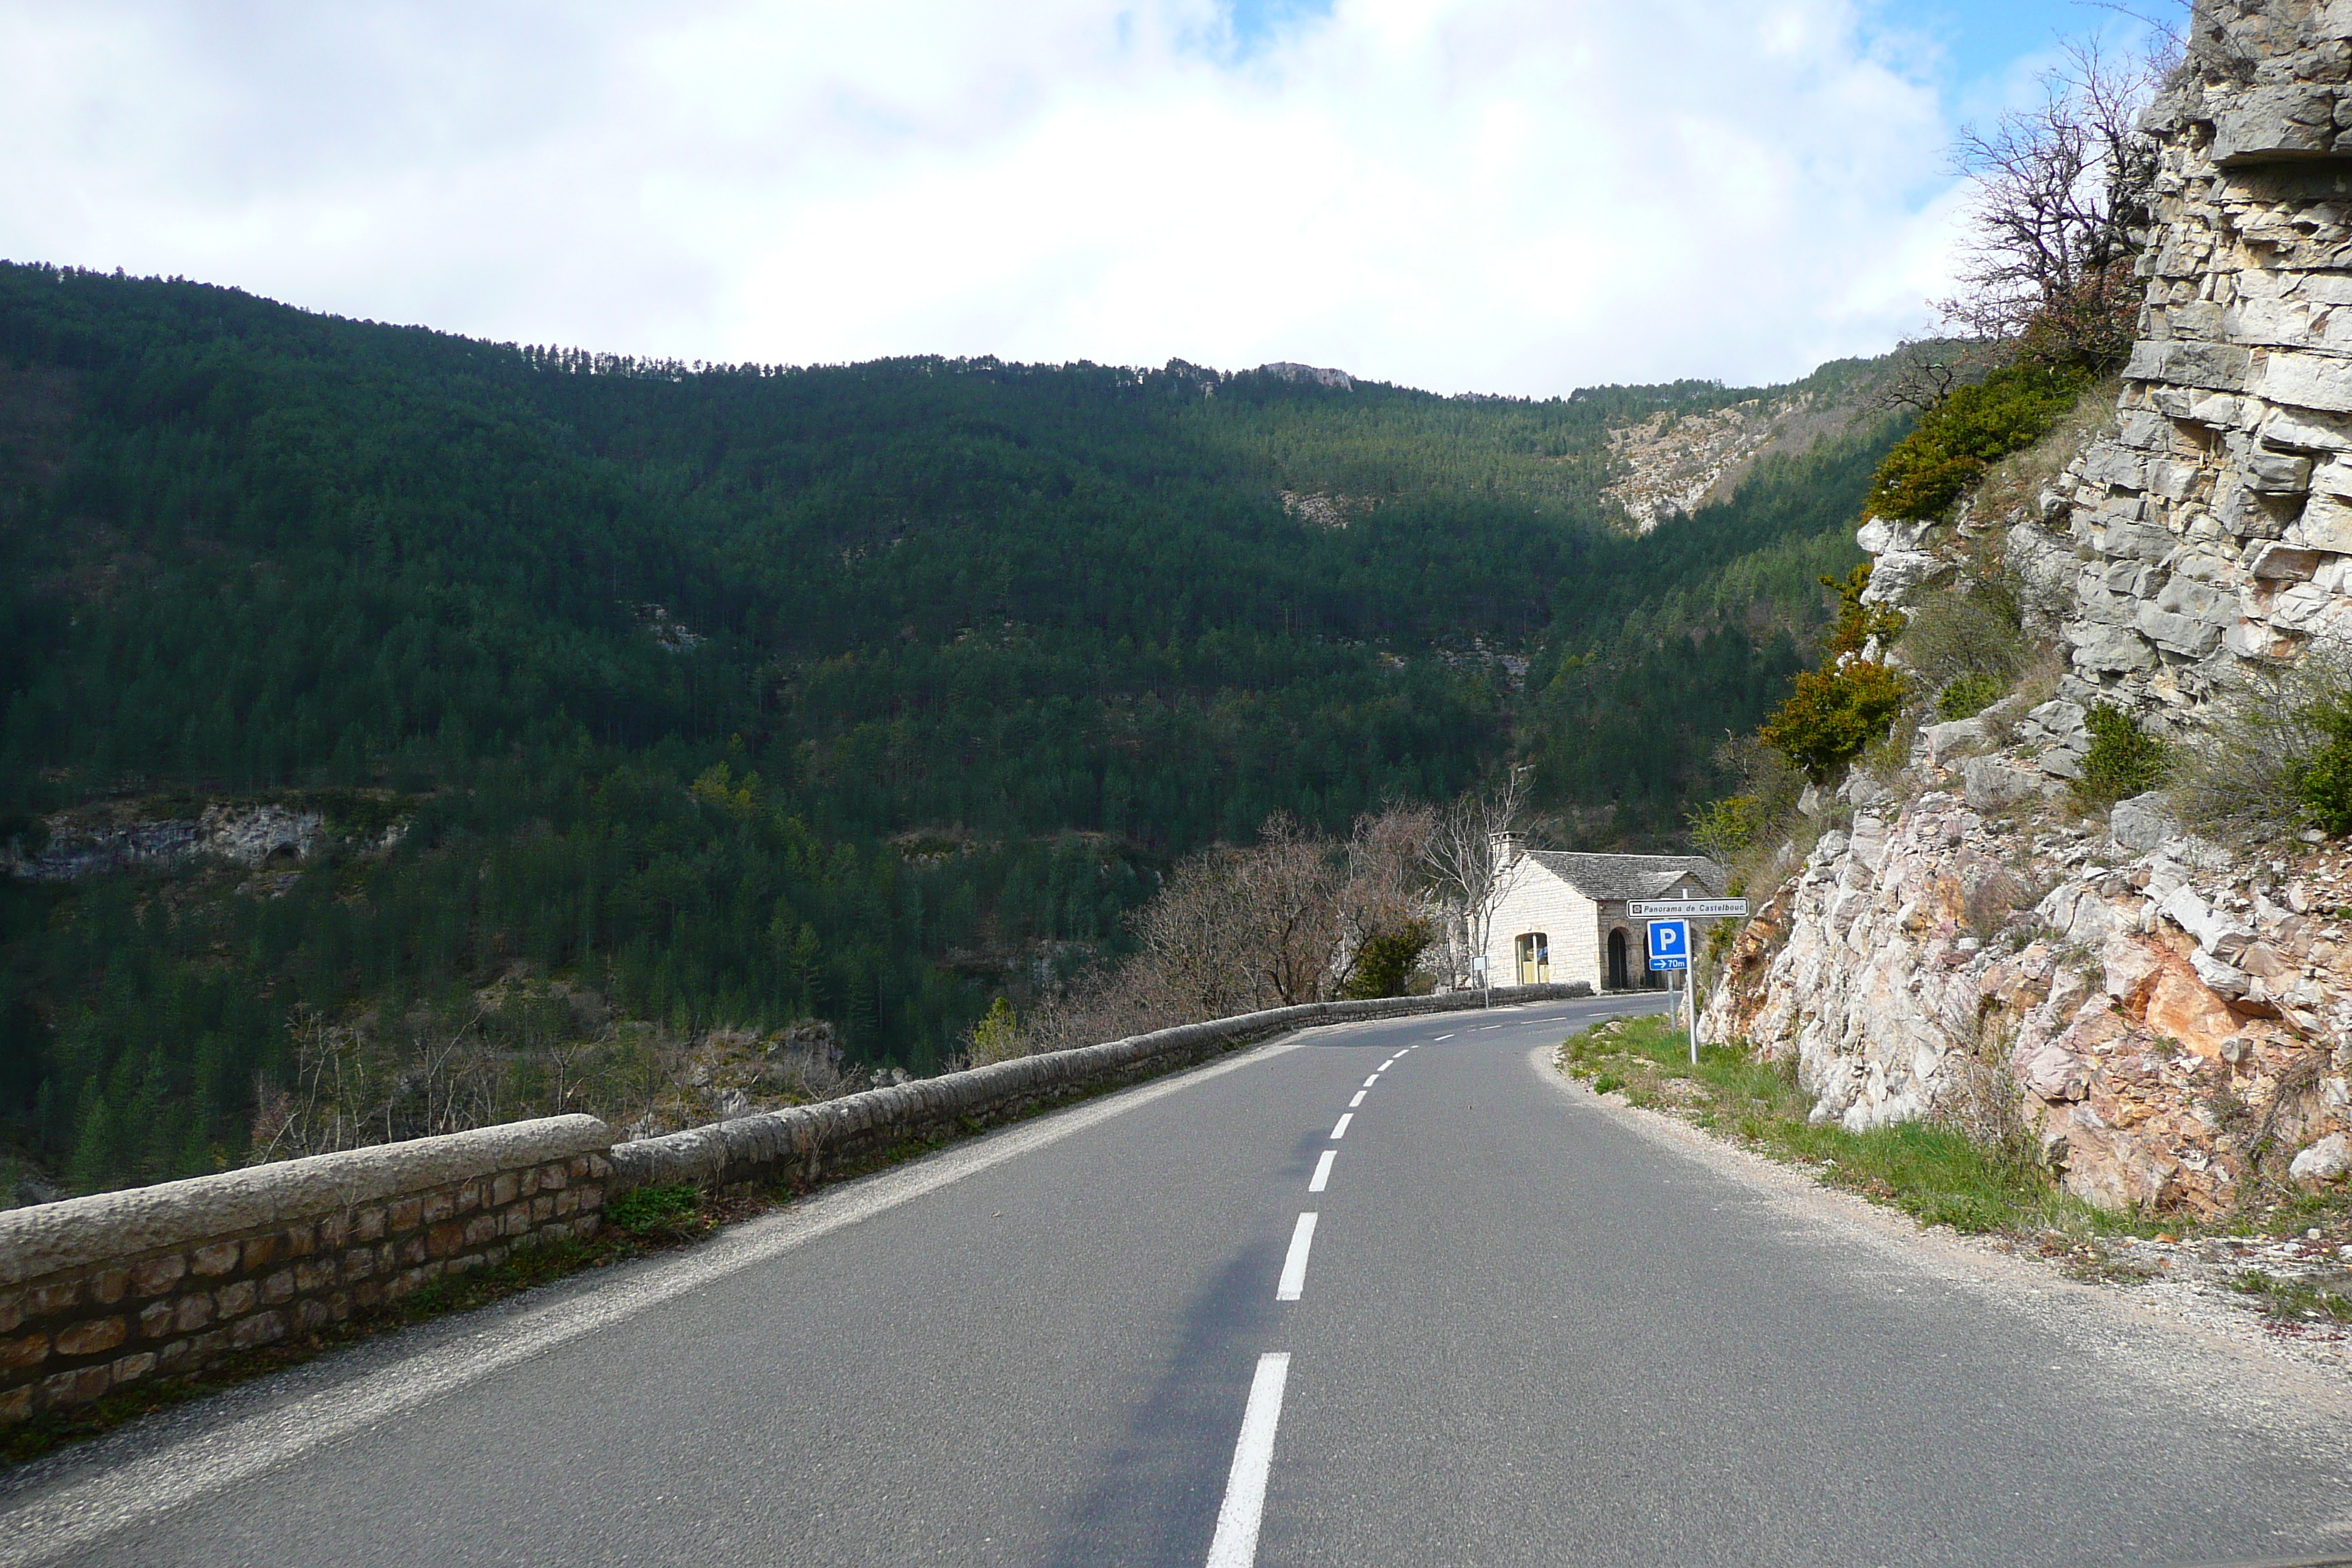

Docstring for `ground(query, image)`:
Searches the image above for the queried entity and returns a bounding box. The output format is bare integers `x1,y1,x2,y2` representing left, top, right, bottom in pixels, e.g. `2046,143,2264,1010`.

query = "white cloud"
0,0,1973,393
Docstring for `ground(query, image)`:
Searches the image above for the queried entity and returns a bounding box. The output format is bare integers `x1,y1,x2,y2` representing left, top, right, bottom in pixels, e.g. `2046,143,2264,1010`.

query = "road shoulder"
1531,1044,2352,1444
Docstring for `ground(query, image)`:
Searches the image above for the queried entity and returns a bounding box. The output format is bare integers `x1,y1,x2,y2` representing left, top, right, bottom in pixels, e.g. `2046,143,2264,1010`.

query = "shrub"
604,1182,704,1239
2171,655,2352,844
1937,671,2009,721
1863,361,2089,521
1686,795,1762,864
1762,660,1909,785
1342,919,1433,999
965,996,1024,1066
2288,689,2352,836
1903,574,2023,693
2073,704,2167,807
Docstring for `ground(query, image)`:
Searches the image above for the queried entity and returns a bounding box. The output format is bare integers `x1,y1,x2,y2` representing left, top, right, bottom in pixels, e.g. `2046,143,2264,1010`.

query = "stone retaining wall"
0,984,1588,1427
606,987,1591,1193
0,1117,611,1426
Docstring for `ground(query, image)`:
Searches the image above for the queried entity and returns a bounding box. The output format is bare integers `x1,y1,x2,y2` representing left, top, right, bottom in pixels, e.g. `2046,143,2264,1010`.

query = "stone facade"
1705,1,2352,1213
0,1117,609,1426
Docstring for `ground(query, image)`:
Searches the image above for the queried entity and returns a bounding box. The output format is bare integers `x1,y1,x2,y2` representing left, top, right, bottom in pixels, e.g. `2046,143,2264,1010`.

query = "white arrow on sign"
1627,899,1749,918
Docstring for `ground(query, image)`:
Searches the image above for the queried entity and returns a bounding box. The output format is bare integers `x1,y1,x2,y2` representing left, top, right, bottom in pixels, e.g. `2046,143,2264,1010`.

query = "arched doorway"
1515,932,1550,984
1607,928,1629,990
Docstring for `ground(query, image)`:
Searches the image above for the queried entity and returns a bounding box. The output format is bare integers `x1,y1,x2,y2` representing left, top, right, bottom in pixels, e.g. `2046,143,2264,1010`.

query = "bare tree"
1232,813,1345,1006
1420,769,1529,993
1867,337,2004,415
1938,34,2176,364
1331,804,1436,994
1129,847,1261,1019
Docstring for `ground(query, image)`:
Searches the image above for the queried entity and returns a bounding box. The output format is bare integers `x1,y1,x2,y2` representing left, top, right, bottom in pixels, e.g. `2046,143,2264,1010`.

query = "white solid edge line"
1308,1150,1335,1194
1329,1112,1352,1139
1348,1090,1366,1108
1204,1352,1292,1568
0,1028,1334,1568
1275,1211,1318,1301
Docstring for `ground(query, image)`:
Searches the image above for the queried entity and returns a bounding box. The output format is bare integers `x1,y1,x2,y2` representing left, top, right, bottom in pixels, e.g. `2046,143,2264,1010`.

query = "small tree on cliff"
1939,34,2176,371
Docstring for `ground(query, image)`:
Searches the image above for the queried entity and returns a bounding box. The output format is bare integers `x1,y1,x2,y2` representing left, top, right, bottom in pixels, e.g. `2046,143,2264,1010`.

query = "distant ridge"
1255,361,1354,390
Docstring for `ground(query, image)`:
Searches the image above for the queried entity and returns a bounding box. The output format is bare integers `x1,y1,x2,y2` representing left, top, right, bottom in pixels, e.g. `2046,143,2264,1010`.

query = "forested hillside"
0,263,1899,1196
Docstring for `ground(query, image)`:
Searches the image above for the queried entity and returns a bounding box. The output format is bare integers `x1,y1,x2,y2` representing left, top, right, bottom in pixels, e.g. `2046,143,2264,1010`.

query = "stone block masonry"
0,1117,611,1428
0,985,1589,1428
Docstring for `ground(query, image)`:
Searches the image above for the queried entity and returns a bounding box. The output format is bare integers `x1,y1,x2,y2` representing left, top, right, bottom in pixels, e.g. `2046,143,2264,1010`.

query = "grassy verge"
1559,1016,2352,1313
1562,1015,2108,1236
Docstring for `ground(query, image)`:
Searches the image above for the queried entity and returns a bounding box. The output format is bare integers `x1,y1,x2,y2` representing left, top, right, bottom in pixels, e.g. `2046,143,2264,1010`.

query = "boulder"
1961,757,2048,812
1923,719,1991,766
2289,1133,2352,1185
2110,791,2179,855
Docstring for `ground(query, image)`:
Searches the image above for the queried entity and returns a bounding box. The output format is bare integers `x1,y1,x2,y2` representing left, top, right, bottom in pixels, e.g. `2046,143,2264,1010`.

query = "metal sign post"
1644,918,1692,1064
1630,896,1750,1066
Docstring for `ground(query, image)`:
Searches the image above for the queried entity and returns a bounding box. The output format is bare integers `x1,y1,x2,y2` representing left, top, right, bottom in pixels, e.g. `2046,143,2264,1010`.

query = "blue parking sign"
1646,919,1689,970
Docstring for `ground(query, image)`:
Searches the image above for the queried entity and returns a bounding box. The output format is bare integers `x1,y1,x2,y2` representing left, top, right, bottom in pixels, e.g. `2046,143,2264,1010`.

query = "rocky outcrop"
6,803,327,882
1706,1,2352,1214
1709,771,2352,1215
1930,0,2352,725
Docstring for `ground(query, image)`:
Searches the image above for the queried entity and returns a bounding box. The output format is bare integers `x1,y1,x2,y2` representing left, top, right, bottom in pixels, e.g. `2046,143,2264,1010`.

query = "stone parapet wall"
0,984,1589,1428
0,1117,611,1427
607,987,1591,1192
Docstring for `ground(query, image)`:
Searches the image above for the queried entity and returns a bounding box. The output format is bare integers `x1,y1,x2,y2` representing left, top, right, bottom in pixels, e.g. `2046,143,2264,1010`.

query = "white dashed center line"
1329,1112,1352,1139
1205,1352,1292,1568
1275,1212,1318,1301
1433,1033,1454,1041
1348,1090,1366,1108
1361,1075,1379,1088
1308,1150,1335,1193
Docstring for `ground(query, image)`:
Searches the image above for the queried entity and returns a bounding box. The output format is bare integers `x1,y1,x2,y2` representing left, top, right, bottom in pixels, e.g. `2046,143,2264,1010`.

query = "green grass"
2229,1267,2352,1324
1558,1015,2093,1235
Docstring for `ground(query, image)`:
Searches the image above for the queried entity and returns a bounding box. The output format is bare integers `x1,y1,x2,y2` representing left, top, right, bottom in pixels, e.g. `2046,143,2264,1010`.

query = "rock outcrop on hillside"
1705,0,2352,1215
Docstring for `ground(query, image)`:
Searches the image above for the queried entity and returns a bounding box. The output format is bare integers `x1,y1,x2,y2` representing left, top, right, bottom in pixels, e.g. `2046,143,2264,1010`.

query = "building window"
1515,932,1549,985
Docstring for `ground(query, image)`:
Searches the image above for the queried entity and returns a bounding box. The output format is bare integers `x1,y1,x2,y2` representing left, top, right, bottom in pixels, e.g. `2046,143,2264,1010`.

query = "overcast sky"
0,1,2168,396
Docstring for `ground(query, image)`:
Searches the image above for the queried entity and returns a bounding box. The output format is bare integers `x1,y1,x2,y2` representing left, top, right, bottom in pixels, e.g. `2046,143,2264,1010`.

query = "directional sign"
1646,919,1690,971
1628,899,1749,919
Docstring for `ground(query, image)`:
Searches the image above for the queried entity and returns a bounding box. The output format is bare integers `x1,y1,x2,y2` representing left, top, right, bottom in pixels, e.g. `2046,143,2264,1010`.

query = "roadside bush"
1341,919,1433,999
2073,704,2167,807
1863,361,2090,521
964,996,1025,1066
2287,688,2352,837
1685,795,1763,866
2170,657,2352,844
604,1182,705,1240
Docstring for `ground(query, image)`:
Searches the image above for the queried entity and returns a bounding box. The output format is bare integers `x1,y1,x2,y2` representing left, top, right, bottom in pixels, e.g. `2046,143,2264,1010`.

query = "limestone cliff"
1703,0,2352,1215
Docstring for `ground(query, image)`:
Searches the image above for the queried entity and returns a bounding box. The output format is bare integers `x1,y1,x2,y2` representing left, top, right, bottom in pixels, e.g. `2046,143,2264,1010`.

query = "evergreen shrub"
1863,362,2089,521
2074,705,2168,807
1936,672,2009,721
2287,690,2352,837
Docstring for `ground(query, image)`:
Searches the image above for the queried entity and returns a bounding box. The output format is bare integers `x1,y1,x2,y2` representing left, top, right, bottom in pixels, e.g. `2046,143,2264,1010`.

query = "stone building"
1480,835,1723,992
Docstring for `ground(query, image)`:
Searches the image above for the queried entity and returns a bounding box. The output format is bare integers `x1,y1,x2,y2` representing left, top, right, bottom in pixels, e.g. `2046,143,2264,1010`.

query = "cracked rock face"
1704,766,2352,1215
2045,0,2352,725
1707,1,2352,1215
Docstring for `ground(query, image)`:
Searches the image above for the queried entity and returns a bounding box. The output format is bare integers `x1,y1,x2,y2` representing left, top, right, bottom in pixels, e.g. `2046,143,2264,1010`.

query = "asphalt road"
4,993,2350,1567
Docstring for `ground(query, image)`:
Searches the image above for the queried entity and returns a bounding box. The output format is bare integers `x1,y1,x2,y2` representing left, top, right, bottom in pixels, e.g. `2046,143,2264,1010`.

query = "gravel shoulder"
1537,1045,2352,1457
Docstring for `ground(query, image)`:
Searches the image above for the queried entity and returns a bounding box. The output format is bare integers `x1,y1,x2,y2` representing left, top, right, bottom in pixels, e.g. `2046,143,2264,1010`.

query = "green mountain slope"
0,263,1899,1196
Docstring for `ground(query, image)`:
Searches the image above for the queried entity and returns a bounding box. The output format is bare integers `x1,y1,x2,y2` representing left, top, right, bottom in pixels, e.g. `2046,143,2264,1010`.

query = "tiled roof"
1520,851,1724,903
